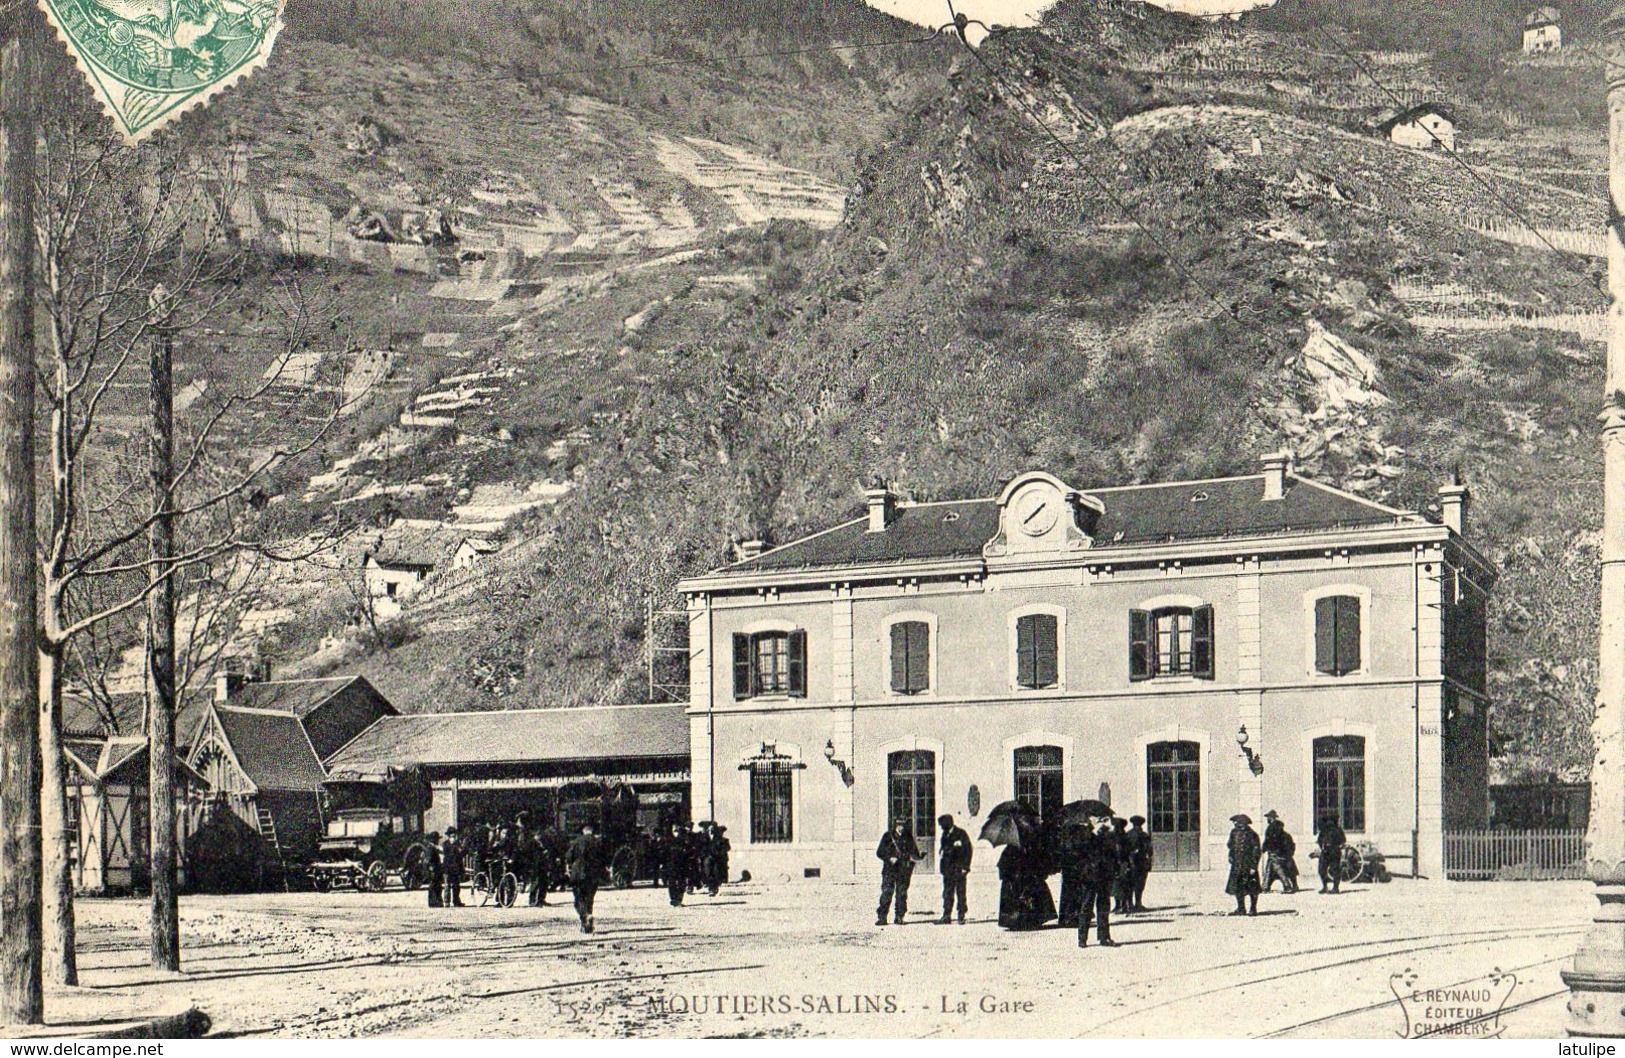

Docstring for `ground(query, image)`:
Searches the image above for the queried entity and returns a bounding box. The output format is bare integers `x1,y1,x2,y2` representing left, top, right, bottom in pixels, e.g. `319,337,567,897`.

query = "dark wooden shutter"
733,633,752,699
1034,614,1059,688
787,629,808,698
1192,604,1215,680
1314,596,1337,675
890,622,909,693
1129,609,1152,681
906,621,929,693
1335,595,1361,674
1016,615,1036,688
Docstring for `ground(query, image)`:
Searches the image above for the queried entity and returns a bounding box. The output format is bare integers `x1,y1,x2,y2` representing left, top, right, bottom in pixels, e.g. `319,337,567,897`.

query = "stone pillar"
688,598,715,822
830,587,856,872
1236,565,1265,826
1566,8,1625,1034
1415,552,1445,880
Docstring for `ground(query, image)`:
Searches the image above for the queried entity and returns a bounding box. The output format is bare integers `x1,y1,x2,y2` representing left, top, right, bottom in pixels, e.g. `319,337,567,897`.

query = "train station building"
678,454,1494,881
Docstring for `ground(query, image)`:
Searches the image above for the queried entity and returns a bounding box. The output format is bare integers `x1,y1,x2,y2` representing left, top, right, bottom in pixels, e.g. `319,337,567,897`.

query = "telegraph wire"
1309,22,1599,281
944,6,1253,326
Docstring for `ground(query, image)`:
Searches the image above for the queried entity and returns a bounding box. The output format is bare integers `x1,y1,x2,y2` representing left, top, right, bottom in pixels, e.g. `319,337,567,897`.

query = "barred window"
749,765,794,844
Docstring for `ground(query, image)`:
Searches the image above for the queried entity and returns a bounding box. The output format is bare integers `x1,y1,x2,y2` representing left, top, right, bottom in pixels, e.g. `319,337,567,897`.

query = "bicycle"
471,858,519,907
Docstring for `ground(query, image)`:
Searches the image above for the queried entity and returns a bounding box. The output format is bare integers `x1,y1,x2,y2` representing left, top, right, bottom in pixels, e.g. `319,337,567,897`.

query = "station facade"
679,455,1493,881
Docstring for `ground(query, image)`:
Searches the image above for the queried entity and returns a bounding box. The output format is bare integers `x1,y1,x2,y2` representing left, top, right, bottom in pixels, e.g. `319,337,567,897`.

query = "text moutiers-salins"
648,994,900,1015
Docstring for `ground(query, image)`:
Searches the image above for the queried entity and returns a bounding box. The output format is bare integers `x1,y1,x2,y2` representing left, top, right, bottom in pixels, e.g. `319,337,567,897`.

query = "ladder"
254,805,291,892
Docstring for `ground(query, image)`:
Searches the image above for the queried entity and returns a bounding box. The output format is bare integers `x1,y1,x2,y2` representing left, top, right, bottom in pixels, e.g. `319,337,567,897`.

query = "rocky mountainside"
103,0,1611,781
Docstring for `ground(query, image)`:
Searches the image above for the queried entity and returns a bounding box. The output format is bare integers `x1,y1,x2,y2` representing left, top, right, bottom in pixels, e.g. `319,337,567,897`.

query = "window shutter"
1129,609,1152,681
1016,615,1036,688
1192,604,1215,680
1314,597,1337,675
733,633,752,699
787,629,808,698
1335,595,1361,675
1034,614,1059,688
890,623,909,694
906,622,929,693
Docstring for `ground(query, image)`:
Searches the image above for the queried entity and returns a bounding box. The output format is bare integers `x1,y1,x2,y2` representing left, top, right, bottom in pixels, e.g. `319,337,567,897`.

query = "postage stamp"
36,0,285,142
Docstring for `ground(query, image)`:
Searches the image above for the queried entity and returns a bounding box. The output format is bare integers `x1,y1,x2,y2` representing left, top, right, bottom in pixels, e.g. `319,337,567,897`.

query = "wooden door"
1147,741,1201,871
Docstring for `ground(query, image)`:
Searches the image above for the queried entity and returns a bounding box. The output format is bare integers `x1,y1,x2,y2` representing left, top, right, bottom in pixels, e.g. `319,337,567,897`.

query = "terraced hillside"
72,0,1615,782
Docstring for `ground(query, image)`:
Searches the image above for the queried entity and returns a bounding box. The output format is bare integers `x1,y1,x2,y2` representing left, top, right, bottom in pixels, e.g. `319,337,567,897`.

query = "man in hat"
1126,815,1153,912
1261,810,1299,894
1315,813,1347,894
440,826,464,907
665,821,690,906
423,832,444,908
1111,818,1135,914
936,813,973,924
566,822,605,933
1078,811,1120,947
875,818,922,926
1226,814,1262,915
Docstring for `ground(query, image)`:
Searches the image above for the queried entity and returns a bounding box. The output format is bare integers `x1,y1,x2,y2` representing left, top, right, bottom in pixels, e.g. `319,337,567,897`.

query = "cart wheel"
1339,845,1363,884
497,872,518,908
610,848,635,890
365,860,388,892
400,849,424,891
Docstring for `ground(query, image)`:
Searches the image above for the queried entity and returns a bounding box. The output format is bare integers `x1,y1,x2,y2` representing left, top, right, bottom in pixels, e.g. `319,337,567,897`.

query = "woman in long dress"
997,842,1057,929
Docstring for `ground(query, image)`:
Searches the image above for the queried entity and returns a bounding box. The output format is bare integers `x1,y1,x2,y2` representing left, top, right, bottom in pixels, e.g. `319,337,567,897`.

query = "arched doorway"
888,750,937,866
1147,741,1201,871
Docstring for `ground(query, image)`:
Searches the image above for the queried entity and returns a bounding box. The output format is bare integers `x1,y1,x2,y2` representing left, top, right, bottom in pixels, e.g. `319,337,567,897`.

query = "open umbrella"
1059,799,1114,827
979,799,1042,848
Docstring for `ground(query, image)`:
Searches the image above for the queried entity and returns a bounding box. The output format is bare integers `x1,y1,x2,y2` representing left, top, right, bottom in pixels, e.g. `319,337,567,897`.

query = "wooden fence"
1444,829,1586,881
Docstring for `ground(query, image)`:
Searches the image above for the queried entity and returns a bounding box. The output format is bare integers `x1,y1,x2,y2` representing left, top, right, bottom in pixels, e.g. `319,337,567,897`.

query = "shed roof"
214,705,327,792
221,676,373,718
325,703,690,771
721,473,1409,576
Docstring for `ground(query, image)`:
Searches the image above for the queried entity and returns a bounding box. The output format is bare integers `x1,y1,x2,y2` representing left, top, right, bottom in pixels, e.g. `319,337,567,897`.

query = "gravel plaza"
43,870,1591,1039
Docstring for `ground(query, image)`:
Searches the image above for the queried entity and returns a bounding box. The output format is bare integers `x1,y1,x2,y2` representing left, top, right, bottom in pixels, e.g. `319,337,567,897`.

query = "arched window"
1313,735,1366,833
888,750,937,861
1013,746,1064,823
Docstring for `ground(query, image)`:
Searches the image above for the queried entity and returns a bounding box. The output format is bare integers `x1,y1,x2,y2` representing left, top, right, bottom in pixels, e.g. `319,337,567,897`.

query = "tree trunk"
147,321,179,973
37,647,76,985
0,14,41,1027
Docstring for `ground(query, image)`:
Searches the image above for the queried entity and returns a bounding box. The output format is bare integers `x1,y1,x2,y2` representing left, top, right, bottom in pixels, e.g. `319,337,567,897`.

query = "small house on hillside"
1380,104,1457,152
363,520,486,617
185,675,397,882
1524,6,1561,53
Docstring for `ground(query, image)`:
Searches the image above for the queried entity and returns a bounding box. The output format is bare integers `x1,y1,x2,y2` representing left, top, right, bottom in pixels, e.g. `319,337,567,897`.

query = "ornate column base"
1565,878,1625,1036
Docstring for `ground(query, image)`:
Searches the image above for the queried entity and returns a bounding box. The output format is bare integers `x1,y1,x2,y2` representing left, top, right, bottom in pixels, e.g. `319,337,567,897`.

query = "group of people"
875,810,1154,948
650,821,731,906
1224,810,1351,915
411,814,733,934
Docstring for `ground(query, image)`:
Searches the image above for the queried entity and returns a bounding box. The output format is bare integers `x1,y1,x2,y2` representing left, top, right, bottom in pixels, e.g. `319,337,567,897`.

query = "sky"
862,0,1275,29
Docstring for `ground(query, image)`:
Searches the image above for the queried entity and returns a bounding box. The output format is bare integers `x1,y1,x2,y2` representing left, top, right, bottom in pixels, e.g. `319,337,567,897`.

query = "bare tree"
34,105,363,978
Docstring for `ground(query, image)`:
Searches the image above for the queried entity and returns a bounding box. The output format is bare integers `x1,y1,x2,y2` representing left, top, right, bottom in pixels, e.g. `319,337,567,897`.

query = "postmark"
36,0,285,142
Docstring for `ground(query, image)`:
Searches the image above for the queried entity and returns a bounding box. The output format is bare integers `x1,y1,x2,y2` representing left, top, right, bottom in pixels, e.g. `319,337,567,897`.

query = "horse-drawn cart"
309,764,433,893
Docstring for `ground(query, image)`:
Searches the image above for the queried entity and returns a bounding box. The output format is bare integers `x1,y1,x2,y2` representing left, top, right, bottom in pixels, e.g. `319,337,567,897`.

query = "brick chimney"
865,477,897,533
1438,480,1471,536
1261,451,1292,501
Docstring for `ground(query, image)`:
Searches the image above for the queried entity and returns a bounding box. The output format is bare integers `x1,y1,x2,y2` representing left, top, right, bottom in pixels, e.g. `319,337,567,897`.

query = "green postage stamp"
37,0,286,142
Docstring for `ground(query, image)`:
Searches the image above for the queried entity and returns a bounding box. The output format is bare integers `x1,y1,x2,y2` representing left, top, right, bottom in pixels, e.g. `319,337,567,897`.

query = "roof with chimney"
1526,5,1560,27
712,467,1424,578
217,676,378,719
324,703,691,772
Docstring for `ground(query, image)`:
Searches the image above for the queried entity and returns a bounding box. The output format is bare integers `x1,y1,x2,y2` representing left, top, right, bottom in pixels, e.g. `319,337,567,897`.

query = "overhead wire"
943,4,1253,326
1308,22,1601,286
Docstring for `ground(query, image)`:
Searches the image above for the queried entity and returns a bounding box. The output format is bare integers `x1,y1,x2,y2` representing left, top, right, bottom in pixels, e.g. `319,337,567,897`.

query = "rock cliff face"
104,0,1607,778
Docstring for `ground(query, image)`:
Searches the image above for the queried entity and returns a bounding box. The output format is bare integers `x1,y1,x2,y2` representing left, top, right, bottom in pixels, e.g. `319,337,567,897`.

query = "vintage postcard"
0,0,1620,1042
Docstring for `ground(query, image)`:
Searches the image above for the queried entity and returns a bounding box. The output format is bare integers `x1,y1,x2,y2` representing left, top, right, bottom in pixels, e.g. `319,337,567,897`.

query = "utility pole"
1567,5,1625,1036
146,289,180,972
0,6,42,1026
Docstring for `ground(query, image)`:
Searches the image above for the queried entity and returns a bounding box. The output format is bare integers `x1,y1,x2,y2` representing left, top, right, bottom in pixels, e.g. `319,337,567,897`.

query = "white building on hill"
1524,6,1562,53
1380,104,1457,153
